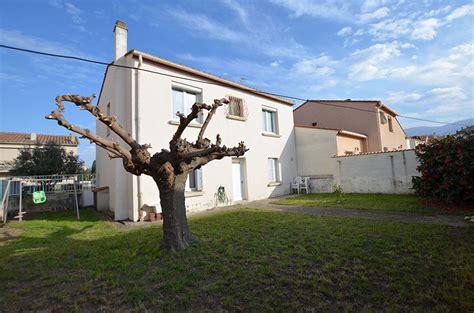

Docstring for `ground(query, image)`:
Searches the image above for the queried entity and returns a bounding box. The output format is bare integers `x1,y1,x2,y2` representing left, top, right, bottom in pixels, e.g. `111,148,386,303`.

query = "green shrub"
413,130,473,204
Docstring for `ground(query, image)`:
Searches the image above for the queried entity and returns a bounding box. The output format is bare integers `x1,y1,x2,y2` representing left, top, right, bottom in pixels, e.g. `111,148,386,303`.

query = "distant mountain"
405,118,474,136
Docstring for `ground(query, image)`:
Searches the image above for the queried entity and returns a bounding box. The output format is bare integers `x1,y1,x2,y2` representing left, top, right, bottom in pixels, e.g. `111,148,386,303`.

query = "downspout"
136,54,144,213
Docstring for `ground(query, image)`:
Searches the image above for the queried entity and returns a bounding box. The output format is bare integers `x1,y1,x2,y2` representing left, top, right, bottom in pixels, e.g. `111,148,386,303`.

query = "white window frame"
267,158,280,183
262,107,278,134
171,84,203,123
186,168,203,192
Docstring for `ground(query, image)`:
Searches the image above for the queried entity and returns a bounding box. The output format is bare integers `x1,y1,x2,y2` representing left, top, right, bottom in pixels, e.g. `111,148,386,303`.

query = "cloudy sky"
0,0,473,165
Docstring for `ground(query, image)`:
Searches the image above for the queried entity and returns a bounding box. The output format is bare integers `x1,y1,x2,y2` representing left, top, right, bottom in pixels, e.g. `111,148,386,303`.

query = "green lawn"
273,193,455,214
1,209,473,312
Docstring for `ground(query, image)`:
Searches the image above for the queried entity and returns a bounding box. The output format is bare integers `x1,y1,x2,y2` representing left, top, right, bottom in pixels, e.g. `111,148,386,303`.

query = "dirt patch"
0,227,22,245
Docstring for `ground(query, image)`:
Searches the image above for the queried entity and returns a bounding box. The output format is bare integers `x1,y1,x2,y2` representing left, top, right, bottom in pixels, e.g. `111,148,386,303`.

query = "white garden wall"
333,149,420,194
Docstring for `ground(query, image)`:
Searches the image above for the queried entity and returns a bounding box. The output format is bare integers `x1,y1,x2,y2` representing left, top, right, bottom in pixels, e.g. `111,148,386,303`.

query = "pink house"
293,99,408,153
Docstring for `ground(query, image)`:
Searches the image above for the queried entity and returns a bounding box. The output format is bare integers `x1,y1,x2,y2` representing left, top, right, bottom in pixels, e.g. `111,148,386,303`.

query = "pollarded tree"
46,94,247,251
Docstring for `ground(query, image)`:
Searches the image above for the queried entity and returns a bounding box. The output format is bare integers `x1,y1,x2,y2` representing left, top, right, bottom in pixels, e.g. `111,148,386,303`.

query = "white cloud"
387,91,423,104
411,18,440,40
358,7,390,23
361,0,390,13
270,60,282,68
169,9,242,42
270,0,351,21
220,0,248,24
48,0,86,32
292,55,336,77
445,4,474,23
337,26,353,36
348,41,415,81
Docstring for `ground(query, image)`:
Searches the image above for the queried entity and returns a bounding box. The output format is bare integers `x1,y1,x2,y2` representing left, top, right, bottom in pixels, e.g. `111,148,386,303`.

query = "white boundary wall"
333,150,419,194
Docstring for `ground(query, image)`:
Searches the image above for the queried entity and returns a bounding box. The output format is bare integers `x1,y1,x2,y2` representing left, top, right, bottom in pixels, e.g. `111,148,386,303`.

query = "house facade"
293,100,407,152
0,132,79,178
95,21,297,221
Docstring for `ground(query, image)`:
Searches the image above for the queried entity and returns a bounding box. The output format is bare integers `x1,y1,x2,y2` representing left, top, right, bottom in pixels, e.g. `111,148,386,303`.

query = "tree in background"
46,94,247,251
413,130,473,205
8,142,85,176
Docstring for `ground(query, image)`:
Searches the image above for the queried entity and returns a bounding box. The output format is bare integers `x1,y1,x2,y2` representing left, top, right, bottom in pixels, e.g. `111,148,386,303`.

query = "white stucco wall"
295,127,338,177
333,150,419,194
96,54,297,221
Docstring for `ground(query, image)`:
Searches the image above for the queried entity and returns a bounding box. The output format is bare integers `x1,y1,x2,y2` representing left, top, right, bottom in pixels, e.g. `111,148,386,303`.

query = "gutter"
135,54,144,213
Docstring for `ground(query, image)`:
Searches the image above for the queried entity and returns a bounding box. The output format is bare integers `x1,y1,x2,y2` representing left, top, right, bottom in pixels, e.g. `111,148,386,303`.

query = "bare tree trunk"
155,172,197,251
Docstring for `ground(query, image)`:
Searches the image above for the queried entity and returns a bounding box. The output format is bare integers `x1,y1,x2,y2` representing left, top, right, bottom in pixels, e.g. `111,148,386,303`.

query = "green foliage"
413,130,473,204
8,142,85,176
332,184,343,197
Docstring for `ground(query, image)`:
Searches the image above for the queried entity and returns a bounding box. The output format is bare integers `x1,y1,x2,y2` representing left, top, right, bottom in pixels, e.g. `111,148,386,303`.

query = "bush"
413,130,473,204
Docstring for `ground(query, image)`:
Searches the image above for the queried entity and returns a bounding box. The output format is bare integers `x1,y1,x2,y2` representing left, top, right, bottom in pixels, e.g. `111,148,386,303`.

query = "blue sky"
0,0,473,166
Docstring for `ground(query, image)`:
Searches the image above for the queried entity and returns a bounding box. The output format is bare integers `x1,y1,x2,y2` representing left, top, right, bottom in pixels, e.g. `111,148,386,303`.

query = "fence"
333,149,419,194
1,174,96,221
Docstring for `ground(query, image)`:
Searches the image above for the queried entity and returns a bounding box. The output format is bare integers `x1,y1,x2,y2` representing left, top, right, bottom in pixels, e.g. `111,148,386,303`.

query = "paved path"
223,197,468,227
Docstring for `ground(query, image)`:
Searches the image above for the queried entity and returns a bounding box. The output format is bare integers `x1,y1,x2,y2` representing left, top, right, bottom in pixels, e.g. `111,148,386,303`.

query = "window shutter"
172,89,184,118
268,158,275,181
262,110,267,131
196,168,203,191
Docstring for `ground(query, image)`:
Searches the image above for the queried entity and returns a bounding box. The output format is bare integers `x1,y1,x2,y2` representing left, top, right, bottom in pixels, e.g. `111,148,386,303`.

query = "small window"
379,111,387,124
228,96,245,117
388,117,394,132
262,109,278,133
186,168,203,191
267,158,280,182
106,102,111,136
172,87,203,123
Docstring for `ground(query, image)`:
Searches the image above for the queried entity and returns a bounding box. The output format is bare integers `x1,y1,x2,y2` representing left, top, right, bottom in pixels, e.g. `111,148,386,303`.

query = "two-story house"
293,99,408,182
95,21,297,221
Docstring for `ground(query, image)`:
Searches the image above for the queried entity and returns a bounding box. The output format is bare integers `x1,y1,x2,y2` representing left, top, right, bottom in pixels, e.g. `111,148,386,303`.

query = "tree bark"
154,171,197,251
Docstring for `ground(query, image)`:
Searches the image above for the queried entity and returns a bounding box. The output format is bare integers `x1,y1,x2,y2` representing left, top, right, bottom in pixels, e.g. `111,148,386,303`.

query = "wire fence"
0,174,96,198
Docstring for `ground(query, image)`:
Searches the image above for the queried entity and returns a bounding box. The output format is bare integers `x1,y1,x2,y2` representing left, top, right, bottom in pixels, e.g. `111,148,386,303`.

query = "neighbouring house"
293,99,408,152
95,21,297,221
0,132,79,178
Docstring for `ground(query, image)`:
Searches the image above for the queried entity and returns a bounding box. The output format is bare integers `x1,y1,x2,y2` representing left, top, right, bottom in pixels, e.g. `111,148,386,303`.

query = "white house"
95,21,297,221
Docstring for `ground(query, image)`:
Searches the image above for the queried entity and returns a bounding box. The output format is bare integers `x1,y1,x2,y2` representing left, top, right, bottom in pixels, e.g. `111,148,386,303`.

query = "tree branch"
55,94,142,150
196,98,229,148
46,95,143,175
171,102,211,145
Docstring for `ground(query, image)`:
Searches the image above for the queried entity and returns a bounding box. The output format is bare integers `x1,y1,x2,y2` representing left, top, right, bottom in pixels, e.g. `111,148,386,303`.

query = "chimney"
30,133,37,141
114,20,128,61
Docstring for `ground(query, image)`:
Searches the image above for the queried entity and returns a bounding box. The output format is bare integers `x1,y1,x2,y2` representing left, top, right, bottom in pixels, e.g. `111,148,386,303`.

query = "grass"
1,208,473,311
272,193,467,214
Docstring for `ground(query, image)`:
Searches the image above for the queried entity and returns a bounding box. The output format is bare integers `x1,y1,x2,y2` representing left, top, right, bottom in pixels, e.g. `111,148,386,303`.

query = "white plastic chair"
299,177,310,194
291,176,302,194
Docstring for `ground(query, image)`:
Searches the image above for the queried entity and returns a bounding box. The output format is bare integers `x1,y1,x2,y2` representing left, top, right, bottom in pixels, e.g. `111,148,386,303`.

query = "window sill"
267,181,282,187
185,191,204,198
226,115,247,122
262,132,281,138
168,120,202,128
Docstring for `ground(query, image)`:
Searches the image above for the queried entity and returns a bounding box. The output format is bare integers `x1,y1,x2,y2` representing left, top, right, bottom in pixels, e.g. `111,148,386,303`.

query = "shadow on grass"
0,209,473,312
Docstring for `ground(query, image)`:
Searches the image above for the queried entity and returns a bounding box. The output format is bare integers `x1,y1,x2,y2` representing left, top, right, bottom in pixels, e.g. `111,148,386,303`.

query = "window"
379,111,387,124
186,168,203,192
262,109,277,133
388,117,394,132
267,158,280,182
172,87,203,123
228,96,245,117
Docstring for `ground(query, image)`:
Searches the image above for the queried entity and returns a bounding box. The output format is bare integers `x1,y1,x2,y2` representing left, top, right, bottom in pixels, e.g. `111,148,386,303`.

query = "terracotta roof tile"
0,132,79,146
332,148,415,158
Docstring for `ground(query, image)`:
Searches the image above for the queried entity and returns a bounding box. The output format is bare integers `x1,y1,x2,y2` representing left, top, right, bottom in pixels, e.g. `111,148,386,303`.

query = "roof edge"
125,49,294,106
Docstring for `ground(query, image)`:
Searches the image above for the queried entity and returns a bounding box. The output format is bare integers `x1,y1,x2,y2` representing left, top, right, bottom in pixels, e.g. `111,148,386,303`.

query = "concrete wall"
333,150,419,193
96,54,298,221
295,126,338,176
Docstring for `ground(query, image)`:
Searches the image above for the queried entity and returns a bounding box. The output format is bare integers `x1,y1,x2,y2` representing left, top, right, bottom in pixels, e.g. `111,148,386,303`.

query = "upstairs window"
186,168,203,192
172,87,203,123
267,158,280,182
379,111,387,124
388,117,394,132
262,108,277,134
227,96,246,118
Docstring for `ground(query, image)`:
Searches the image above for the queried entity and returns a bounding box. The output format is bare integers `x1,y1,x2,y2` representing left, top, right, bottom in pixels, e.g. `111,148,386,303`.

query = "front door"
232,159,244,201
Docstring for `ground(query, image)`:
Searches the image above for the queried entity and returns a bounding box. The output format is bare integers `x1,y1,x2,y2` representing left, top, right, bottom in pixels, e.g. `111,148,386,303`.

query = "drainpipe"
136,54,144,213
